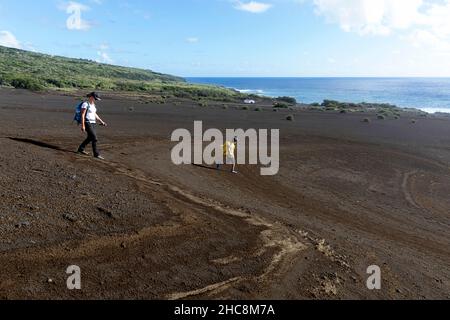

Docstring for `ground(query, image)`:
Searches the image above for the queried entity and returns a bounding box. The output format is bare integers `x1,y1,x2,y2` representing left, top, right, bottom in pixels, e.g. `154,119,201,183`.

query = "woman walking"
77,92,107,159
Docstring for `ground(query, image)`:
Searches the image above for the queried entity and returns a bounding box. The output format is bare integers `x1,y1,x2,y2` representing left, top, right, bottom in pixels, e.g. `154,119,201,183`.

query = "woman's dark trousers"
78,122,99,157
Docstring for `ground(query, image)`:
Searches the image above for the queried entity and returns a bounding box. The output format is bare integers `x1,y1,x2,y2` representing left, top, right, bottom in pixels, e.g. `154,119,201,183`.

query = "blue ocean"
187,78,450,114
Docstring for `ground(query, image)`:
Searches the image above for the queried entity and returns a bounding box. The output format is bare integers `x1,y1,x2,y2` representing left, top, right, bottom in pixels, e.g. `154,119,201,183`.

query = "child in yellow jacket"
216,137,238,174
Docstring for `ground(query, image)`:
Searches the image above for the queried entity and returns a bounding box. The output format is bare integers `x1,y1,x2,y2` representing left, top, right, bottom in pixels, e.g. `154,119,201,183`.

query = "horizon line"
185,76,450,79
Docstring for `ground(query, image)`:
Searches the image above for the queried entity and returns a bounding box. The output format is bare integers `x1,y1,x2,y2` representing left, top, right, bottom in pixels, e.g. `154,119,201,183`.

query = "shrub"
273,102,289,109
310,102,321,107
45,78,64,88
173,91,192,99
322,100,340,108
276,96,297,104
115,81,147,92
380,109,394,117
10,76,44,91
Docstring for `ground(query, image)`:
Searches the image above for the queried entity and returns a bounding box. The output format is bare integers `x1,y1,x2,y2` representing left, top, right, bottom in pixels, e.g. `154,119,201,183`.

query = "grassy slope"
0,45,246,101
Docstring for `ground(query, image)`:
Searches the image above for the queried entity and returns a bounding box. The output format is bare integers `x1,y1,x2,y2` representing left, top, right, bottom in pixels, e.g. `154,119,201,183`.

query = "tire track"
402,170,420,209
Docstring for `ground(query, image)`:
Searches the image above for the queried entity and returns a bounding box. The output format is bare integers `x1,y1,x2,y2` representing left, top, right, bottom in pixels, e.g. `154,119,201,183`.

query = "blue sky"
1,0,450,77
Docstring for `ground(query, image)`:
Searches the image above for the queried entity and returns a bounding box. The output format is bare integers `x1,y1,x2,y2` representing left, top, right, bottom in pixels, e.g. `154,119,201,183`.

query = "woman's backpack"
73,101,88,125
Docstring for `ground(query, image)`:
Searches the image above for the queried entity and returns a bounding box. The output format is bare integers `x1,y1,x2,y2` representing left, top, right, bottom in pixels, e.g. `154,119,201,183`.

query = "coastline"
187,77,450,114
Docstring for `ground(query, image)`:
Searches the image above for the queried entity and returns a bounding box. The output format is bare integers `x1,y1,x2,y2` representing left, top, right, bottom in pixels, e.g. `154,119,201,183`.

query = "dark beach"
0,88,449,299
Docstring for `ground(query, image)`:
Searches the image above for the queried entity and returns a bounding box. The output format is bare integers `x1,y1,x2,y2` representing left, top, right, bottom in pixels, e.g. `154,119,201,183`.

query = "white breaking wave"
236,89,265,95
419,107,450,114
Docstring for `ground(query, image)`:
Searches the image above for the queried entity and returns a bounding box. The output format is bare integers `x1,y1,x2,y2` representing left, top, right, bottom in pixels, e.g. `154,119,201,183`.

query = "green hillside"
0,45,244,101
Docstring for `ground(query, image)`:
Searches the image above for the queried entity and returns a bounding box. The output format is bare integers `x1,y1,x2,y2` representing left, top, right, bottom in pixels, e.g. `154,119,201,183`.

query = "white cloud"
62,1,92,31
234,1,272,13
95,44,113,63
408,29,450,54
186,37,199,43
96,51,113,64
0,31,21,49
418,0,450,51
313,0,422,36
312,0,450,53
